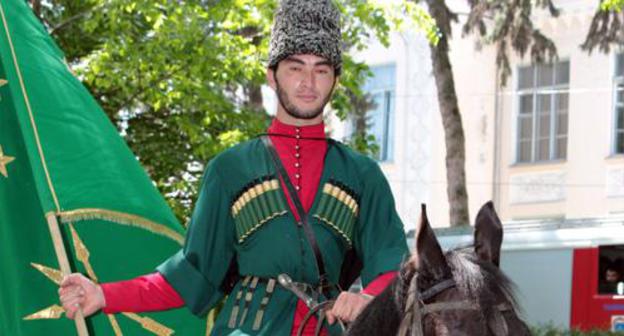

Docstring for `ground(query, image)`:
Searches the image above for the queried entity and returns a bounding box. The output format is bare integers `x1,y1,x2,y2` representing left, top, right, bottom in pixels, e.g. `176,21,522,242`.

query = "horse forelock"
444,248,521,315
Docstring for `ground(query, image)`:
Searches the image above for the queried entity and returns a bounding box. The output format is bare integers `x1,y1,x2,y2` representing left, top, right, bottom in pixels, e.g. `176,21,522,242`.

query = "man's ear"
267,68,277,90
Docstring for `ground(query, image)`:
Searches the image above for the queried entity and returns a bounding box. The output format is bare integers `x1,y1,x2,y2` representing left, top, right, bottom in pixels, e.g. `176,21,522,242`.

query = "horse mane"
444,247,522,315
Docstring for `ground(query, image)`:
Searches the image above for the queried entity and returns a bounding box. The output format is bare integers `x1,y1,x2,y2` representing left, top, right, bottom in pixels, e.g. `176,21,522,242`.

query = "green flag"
0,1,207,334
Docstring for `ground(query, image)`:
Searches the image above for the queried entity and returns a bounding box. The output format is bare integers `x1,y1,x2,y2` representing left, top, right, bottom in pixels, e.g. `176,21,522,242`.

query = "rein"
296,300,337,336
295,299,348,336
277,273,346,336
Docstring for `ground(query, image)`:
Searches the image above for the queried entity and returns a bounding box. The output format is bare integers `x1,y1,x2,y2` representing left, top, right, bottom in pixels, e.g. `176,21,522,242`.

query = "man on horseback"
58,1,409,334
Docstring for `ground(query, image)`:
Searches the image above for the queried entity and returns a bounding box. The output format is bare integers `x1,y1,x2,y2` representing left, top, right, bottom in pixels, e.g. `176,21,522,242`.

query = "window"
598,245,624,295
363,64,396,162
516,61,570,163
614,54,624,154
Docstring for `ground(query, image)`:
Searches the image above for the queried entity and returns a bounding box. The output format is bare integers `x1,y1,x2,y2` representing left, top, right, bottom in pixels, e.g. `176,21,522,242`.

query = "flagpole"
46,213,90,336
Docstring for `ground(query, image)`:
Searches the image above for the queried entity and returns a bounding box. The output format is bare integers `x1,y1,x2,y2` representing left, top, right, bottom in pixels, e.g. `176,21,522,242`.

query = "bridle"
397,272,513,336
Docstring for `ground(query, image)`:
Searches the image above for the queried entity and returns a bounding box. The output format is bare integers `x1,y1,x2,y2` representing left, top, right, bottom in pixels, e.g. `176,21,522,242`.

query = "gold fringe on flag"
53,209,184,245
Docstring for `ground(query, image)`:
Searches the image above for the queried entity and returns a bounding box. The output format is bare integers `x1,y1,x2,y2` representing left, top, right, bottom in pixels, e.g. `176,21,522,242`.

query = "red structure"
571,247,624,331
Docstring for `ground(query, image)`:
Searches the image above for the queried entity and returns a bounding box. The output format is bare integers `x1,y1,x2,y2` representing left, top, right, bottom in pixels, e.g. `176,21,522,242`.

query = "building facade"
332,0,624,231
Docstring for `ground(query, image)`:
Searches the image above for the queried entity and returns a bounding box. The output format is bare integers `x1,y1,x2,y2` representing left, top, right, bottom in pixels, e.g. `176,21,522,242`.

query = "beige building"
489,0,624,221
332,0,624,230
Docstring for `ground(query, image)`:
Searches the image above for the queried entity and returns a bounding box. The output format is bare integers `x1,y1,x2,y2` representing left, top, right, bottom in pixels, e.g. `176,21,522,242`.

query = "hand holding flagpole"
46,213,90,336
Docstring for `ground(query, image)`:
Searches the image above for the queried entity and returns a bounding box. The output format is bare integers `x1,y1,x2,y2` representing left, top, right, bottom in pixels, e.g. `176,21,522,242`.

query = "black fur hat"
268,0,342,75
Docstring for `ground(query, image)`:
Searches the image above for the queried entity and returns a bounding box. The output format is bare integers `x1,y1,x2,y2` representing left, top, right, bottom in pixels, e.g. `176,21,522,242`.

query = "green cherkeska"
157,138,409,335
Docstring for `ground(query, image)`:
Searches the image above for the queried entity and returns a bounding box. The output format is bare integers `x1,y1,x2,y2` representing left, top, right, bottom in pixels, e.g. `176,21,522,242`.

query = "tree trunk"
425,0,470,227
351,92,372,136
245,84,264,113
30,0,41,17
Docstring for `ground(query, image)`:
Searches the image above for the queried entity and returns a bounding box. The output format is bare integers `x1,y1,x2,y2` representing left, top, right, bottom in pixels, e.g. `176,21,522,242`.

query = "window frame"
515,60,570,164
613,53,624,155
363,64,396,163
597,244,624,296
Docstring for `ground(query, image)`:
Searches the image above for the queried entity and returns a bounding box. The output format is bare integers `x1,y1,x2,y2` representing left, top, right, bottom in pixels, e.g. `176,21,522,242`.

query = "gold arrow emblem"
24,305,65,320
25,224,176,336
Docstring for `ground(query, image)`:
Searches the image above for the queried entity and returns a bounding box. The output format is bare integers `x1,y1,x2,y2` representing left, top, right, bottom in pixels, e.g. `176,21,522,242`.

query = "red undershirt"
101,118,396,335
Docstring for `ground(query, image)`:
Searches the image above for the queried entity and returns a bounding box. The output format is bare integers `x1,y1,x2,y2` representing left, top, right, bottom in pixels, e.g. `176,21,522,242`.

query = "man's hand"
325,292,373,325
59,273,105,319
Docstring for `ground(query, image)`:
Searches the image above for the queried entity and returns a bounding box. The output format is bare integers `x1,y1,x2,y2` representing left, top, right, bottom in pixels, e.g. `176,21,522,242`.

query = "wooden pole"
46,213,90,336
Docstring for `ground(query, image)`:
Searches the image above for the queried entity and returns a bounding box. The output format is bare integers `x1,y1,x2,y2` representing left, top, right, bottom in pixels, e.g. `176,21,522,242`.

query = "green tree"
600,0,624,12
31,0,443,224
30,0,396,223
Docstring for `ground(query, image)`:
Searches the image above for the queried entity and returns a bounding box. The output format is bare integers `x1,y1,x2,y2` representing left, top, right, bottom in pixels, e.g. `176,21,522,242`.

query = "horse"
346,202,532,336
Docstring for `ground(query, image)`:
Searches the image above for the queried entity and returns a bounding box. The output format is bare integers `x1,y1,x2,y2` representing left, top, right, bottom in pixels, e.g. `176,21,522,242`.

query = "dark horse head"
347,202,531,336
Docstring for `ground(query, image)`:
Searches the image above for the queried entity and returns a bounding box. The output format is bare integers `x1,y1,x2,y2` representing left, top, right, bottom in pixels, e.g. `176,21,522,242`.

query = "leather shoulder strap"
261,136,330,290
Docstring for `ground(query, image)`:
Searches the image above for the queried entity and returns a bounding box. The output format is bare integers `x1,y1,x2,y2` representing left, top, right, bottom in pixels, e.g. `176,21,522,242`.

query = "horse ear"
474,201,503,267
416,204,451,279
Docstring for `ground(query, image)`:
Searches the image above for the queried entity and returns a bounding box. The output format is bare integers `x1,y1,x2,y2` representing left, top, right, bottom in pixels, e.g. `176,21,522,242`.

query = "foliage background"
31,0,623,227
32,0,438,224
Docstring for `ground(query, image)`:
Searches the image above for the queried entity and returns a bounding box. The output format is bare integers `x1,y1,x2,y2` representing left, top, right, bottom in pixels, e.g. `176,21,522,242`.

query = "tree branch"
50,10,92,36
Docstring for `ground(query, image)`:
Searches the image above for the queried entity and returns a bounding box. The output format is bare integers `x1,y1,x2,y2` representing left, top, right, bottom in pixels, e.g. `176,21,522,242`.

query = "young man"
59,1,408,334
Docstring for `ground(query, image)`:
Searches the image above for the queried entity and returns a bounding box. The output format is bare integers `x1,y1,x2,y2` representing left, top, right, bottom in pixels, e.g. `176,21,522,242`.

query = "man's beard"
275,78,335,120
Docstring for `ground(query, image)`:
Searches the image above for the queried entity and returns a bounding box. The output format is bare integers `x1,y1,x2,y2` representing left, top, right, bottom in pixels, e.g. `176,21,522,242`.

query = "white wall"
332,31,439,232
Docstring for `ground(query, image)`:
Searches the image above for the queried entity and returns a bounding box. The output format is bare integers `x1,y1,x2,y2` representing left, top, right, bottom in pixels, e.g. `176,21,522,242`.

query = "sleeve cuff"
156,250,219,316
100,282,119,314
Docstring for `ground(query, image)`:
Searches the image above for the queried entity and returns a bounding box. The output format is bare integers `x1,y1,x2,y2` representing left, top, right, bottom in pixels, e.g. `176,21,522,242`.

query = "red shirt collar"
267,118,326,139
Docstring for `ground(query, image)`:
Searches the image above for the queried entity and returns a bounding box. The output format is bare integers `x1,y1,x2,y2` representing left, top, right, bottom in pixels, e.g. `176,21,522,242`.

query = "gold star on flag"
0,145,15,178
